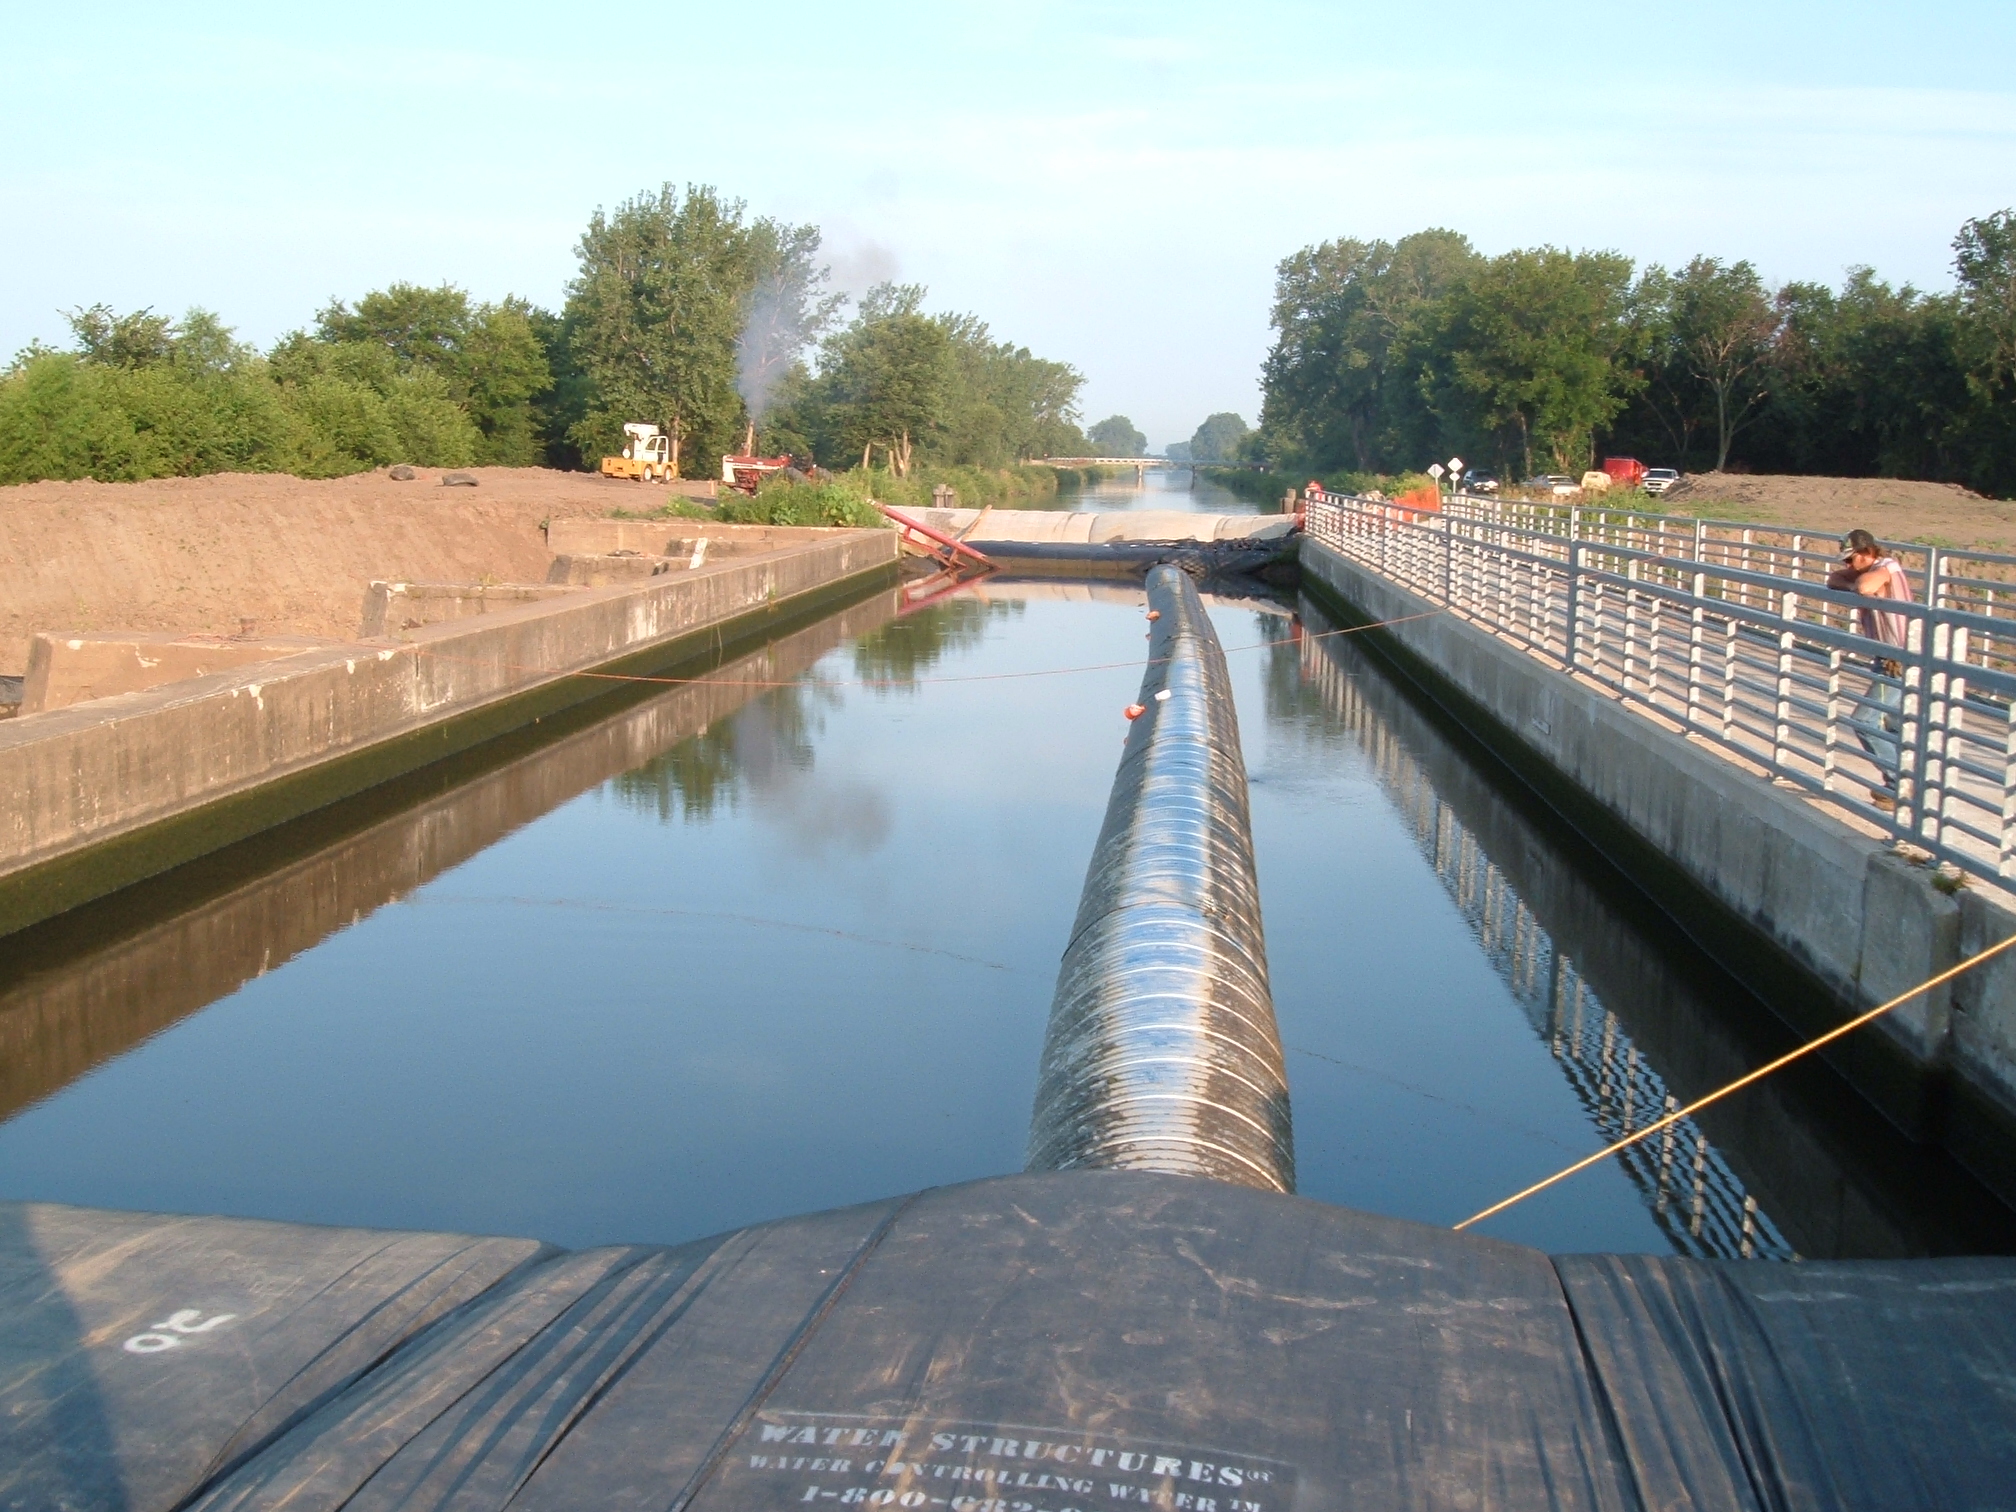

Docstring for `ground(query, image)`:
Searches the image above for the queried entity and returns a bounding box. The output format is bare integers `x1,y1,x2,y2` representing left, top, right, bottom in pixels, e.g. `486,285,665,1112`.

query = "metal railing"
1443,493,2016,623
1306,489,2016,887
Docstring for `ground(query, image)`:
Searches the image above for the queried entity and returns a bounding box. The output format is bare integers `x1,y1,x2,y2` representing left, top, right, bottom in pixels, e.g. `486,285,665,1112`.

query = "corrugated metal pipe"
1026,565,1294,1192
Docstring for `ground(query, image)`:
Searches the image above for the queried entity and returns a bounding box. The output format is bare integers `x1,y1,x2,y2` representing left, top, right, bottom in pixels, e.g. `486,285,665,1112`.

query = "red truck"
1602,457,1648,488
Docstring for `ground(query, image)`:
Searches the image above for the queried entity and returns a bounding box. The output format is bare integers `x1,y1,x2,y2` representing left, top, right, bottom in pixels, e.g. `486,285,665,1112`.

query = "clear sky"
5,0,2011,450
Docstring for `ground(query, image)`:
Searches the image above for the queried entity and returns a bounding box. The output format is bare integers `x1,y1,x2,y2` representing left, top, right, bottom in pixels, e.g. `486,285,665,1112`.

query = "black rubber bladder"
1025,564,1294,1192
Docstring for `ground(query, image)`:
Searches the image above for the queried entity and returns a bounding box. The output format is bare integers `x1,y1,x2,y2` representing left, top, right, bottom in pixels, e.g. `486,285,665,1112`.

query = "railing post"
1823,647,1842,791
1773,590,1798,775
1899,615,1926,833
1923,617,1954,851
1623,557,1641,695
1565,542,1581,671
1443,512,1454,606
1687,569,1706,727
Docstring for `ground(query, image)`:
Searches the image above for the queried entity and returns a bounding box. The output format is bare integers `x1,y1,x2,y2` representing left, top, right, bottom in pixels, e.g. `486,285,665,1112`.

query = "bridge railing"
1441,492,2016,623
1305,489,2016,887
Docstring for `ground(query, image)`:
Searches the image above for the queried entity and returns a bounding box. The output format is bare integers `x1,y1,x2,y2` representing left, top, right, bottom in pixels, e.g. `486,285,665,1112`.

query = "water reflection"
610,599,1025,830
0,589,902,1123
1059,468,1266,516
3,573,2010,1257
1278,594,2015,1259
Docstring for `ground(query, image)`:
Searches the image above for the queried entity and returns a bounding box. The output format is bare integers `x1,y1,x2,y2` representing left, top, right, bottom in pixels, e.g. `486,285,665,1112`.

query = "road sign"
1427,463,1445,479
1449,457,1464,472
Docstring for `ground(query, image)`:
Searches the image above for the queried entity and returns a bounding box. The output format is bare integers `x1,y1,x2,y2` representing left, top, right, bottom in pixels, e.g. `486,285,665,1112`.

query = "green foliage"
707,460,1059,526
1086,415,1146,456
0,290,547,484
1189,411,1250,462
565,184,826,476
815,297,954,476
1423,247,1639,477
719,477,886,528
1196,463,1431,507
0,183,1084,494
1260,230,1479,473
313,283,552,465
761,283,1085,474
1261,212,2016,497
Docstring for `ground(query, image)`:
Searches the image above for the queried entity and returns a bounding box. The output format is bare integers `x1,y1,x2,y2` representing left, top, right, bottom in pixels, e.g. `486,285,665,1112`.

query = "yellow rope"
1453,928,2016,1232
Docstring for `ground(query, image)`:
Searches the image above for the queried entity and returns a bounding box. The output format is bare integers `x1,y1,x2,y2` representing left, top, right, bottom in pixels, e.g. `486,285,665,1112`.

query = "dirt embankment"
0,467,694,673
1662,472,2016,551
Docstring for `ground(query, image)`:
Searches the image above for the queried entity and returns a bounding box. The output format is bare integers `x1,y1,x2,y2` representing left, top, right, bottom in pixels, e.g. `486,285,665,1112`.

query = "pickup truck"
1642,468,1681,496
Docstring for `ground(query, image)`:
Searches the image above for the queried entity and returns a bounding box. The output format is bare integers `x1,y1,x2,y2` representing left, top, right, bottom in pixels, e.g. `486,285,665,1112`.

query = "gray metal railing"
1306,489,2016,887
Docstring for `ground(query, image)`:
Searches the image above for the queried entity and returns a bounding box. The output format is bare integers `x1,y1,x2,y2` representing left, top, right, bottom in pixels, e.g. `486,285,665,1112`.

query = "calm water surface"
1,551,2007,1257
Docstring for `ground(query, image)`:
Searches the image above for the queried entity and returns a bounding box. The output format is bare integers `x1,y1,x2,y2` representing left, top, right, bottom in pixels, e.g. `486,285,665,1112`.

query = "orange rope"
1452,928,2016,1232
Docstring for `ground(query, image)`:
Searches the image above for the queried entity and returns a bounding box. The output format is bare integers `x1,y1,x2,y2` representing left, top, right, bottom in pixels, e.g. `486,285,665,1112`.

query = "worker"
1826,528,1915,811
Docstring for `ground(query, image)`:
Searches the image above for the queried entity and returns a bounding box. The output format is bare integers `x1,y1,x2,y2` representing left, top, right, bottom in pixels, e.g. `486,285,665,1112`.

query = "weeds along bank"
624,464,1066,529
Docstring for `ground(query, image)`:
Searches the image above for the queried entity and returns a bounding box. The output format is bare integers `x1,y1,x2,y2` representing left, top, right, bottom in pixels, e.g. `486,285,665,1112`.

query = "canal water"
2,477,2010,1258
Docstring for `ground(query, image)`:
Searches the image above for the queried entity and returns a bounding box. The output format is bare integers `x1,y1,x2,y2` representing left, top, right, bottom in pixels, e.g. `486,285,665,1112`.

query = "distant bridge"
1028,457,1266,481
1030,457,1176,470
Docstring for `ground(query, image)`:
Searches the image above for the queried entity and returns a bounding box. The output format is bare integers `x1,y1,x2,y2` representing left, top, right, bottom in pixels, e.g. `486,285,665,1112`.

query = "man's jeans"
1853,662,1904,787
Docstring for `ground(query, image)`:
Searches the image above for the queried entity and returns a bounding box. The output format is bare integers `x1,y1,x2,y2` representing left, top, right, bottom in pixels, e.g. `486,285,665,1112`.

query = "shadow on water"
1281,593,2016,1258
0,583,906,1125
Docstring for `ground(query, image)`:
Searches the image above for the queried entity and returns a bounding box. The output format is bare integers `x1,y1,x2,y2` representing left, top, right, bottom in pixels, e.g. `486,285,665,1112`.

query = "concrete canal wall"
1301,536,2016,1203
0,527,897,937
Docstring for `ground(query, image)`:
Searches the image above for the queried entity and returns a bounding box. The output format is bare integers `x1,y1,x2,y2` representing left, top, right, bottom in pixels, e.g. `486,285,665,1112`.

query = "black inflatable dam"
1025,564,1294,1192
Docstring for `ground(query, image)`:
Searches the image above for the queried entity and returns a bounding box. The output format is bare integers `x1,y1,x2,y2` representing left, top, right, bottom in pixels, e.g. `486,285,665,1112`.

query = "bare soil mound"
1662,472,2016,551
0,467,691,673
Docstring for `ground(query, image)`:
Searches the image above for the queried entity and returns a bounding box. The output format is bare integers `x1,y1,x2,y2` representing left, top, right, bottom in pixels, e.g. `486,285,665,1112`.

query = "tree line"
0,183,1093,486
1254,212,2016,495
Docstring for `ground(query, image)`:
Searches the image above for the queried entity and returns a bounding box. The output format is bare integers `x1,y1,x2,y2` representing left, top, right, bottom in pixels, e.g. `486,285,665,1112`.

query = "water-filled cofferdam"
6,472,2016,1507
1027,564,1292,1191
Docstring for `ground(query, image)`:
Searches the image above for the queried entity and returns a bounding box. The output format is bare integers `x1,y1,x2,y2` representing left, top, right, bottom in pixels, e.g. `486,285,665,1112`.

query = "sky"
4,1,2012,451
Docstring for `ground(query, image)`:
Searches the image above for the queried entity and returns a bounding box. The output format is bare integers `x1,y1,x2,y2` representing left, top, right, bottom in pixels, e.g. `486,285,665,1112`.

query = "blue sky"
4,1,2011,449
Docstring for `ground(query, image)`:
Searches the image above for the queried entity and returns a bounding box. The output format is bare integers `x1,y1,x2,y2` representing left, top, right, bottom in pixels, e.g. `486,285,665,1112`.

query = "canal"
2,475,2010,1259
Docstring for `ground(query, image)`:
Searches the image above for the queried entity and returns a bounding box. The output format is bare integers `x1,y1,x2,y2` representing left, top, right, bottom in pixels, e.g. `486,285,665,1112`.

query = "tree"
565,184,774,475
1422,247,1638,478
1660,258,1780,470
1087,415,1145,456
1189,412,1250,462
1259,230,1479,473
315,283,552,464
735,221,845,453
1952,209,2016,494
1955,210,2016,392
64,304,176,367
930,312,1084,464
818,288,954,475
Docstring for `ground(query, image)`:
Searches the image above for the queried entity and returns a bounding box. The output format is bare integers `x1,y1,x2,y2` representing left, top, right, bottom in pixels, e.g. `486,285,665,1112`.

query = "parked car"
1525,475,1581,497
1465,472,1499,494
1642,468,1681,496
